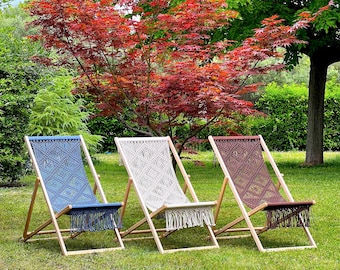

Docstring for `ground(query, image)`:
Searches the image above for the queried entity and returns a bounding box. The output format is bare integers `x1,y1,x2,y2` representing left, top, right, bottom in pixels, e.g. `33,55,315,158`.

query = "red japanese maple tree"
27,0,328,154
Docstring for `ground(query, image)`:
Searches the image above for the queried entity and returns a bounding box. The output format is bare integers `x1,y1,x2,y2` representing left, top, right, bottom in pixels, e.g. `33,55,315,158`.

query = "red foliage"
26,0,329,148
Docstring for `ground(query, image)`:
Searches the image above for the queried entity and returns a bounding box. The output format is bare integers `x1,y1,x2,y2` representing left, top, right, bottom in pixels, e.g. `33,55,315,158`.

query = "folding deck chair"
114,136,219,253
208,135,316,252
22,135,124,255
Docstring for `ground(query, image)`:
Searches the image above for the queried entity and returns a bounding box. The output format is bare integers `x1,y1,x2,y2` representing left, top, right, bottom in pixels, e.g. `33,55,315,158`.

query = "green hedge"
248,79,340,151
86,79,340,153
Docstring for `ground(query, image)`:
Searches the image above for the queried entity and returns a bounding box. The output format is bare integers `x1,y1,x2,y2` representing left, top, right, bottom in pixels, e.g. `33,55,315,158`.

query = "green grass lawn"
0,151,339,269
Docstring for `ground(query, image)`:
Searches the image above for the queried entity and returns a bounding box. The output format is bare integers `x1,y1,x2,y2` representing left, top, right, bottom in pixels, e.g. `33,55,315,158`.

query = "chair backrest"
211,136,286,209
27,136,99,213
115,137,190,211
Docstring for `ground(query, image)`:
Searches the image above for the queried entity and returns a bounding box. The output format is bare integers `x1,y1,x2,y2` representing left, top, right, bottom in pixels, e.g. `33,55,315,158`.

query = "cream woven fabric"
117,137,215,230
118,138,190,211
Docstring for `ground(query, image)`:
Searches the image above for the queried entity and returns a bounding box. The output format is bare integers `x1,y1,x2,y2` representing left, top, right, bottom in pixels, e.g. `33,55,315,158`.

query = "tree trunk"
305,56,328,165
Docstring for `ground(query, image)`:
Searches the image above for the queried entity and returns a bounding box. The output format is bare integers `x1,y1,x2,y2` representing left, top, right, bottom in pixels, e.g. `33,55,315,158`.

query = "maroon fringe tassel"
266,205,312,229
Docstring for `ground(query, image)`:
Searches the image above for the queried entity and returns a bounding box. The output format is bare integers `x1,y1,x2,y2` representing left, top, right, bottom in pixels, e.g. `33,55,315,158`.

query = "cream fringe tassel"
165,207,215,231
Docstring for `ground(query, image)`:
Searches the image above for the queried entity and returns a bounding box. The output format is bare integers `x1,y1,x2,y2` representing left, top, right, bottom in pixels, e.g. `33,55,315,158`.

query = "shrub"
248,79,340,151
28,72,103,153
87,116,135,152
0,78,35,184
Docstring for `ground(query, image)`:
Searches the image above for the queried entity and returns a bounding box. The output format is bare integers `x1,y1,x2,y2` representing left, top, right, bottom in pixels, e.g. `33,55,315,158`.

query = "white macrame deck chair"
115,136,219,253
22,135,124,255
209,135,316,252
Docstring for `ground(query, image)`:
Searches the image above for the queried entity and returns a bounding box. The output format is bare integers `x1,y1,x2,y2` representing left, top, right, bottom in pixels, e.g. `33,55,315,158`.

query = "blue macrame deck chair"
115,136,219,253
209,135,316,252
22,135,124,255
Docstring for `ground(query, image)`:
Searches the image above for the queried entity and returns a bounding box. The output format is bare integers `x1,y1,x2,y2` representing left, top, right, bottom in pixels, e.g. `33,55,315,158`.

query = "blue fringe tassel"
69,209,122,233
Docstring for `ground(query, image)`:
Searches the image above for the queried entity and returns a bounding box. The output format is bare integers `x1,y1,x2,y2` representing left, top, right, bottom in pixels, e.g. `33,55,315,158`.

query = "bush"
28,72,103,153
87,116,135,152
0,6,38,184
248,79,340,151
0,78,35,184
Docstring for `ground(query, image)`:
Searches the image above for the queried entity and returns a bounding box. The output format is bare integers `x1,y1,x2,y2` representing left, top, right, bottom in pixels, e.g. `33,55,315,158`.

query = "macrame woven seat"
213,136,312,229
29,136,121,233
115,136,218,253
117,137,214,231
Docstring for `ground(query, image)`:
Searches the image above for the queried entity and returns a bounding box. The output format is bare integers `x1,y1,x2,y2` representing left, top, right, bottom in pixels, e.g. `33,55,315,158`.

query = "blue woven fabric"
28,136,122,231
29,136,99,212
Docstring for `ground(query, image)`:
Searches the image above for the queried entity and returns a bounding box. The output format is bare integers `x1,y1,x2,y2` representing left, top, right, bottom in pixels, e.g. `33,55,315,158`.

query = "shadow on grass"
214,227,315,251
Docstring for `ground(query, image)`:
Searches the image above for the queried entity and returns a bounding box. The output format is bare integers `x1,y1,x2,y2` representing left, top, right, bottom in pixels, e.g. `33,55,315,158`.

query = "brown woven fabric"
214,136,286,209
213,136,313,228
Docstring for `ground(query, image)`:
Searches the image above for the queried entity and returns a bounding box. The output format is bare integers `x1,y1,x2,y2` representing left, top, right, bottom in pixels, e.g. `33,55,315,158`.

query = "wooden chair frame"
209,135,317,252
22,135,125,256
115,136,219,254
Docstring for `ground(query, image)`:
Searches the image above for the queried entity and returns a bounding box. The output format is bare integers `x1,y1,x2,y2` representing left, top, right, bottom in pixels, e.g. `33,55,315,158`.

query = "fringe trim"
266,205,312,229
165,207,215,231
69,209,122,233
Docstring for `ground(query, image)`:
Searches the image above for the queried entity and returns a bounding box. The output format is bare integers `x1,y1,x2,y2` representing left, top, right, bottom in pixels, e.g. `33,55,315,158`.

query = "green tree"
223,0,340,165
0,5,100,184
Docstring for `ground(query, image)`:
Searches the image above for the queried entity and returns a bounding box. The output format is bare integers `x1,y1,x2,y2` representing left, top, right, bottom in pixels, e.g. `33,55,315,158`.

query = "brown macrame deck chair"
115,136,219,253
22,135,124,255
208,135,316,252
